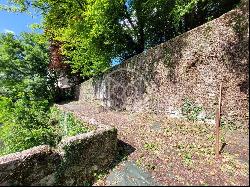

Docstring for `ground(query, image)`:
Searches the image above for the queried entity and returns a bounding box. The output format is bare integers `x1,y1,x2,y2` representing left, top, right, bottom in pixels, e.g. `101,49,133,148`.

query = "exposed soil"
58,101,249,186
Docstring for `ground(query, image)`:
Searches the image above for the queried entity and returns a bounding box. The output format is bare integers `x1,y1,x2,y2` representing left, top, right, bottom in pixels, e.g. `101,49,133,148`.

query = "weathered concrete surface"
55,125,118,185
106,161,160,186
0,145,60,186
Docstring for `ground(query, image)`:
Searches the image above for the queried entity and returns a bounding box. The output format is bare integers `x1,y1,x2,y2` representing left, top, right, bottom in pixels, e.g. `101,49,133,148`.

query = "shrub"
0,33,92,156
48,107,92,138
0,97,57,155
0,106,93,156
181,98,202,121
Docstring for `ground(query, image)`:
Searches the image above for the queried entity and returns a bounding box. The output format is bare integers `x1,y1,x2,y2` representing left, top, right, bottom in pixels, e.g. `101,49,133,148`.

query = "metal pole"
215,82,222,159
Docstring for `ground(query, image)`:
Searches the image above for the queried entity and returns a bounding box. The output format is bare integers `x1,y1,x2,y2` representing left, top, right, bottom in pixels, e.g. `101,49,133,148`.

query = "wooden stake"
215,82,222,159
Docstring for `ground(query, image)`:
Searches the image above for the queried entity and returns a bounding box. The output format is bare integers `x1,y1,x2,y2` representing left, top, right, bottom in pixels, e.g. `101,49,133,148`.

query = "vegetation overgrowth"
0,0,241,156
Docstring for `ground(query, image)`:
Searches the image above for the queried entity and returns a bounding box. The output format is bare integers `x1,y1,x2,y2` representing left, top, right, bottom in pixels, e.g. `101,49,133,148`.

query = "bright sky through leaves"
0,0,42,35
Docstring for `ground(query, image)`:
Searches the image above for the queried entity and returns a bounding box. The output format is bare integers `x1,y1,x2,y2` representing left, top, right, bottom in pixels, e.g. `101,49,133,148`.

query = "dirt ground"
58,101,249,186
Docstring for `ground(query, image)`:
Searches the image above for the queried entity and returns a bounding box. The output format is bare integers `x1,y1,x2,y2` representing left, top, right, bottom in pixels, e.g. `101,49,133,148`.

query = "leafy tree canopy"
1,0,240,77
0,32,55,102
0,32,58,155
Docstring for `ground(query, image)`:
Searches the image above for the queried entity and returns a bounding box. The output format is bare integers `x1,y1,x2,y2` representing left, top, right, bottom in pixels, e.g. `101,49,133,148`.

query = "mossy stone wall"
77,3,249,126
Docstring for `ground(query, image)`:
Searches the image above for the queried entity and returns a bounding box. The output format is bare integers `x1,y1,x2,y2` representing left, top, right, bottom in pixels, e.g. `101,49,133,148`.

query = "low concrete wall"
75,2,249,126
0,123,117,185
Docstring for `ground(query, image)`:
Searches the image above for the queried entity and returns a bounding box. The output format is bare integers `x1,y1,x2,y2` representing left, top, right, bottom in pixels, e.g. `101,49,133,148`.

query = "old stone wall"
0,124,117,186
76,2,249,126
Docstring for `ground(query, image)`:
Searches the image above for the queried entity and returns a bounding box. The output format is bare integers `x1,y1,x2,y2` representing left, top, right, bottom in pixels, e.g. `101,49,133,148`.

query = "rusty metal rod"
215,82,222,159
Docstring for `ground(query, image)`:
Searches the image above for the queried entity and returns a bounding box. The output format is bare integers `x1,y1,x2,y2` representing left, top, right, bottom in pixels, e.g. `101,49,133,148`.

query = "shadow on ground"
112,139,136,166
87,139,136,186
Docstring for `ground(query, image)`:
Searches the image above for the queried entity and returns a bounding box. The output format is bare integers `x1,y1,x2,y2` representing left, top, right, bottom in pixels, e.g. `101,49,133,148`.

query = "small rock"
169,110,182,118
205,119,216,125
151,123,162,131
197,111,206,121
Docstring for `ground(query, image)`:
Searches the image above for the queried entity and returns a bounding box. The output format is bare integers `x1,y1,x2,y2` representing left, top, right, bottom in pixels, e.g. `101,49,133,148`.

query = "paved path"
106,161,160,186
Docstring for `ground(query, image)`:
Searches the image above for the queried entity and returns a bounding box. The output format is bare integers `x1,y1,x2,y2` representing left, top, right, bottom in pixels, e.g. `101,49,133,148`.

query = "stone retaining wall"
0,123,117,185
76,2,249,126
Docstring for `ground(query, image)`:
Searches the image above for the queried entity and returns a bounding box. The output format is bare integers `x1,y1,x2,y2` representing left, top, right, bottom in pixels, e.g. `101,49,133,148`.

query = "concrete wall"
76,2,249,126
0,124,117,186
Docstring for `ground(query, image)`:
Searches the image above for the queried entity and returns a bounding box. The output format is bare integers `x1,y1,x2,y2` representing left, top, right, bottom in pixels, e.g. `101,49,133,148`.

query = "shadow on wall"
72,84,81,101
91,36,188,111
0,130,135,185
56,139,136,186
223,4,249,95
75,139,136,186
217,3,249,122
71,2,248,125
90,139,136,185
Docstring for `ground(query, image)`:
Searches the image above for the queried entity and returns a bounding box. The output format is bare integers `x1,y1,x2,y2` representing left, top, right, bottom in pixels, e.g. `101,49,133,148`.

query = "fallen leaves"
61,102,249,186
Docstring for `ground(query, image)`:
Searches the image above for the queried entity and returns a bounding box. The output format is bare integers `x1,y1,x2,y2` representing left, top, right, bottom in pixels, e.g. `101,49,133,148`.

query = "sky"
0,0,42,35
0,0,121,66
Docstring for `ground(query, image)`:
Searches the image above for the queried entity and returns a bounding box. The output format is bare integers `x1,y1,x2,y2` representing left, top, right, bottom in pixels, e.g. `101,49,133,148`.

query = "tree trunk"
134,1,145,54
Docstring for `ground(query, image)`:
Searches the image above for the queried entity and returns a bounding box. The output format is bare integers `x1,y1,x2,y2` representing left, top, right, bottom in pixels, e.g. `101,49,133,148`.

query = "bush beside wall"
0,125,117,185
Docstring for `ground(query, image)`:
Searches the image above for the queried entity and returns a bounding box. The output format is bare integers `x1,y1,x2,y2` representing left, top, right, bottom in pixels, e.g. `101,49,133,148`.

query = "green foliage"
0,97,59,156
3,0,240,77
0,32,55,101
0,32,93,156
0,105,93,156
144,142,158,152
182,152,193,167
0,33,51,156
182,98,202,121
48,107,92,138
0,32,55,125
135,157,143,167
